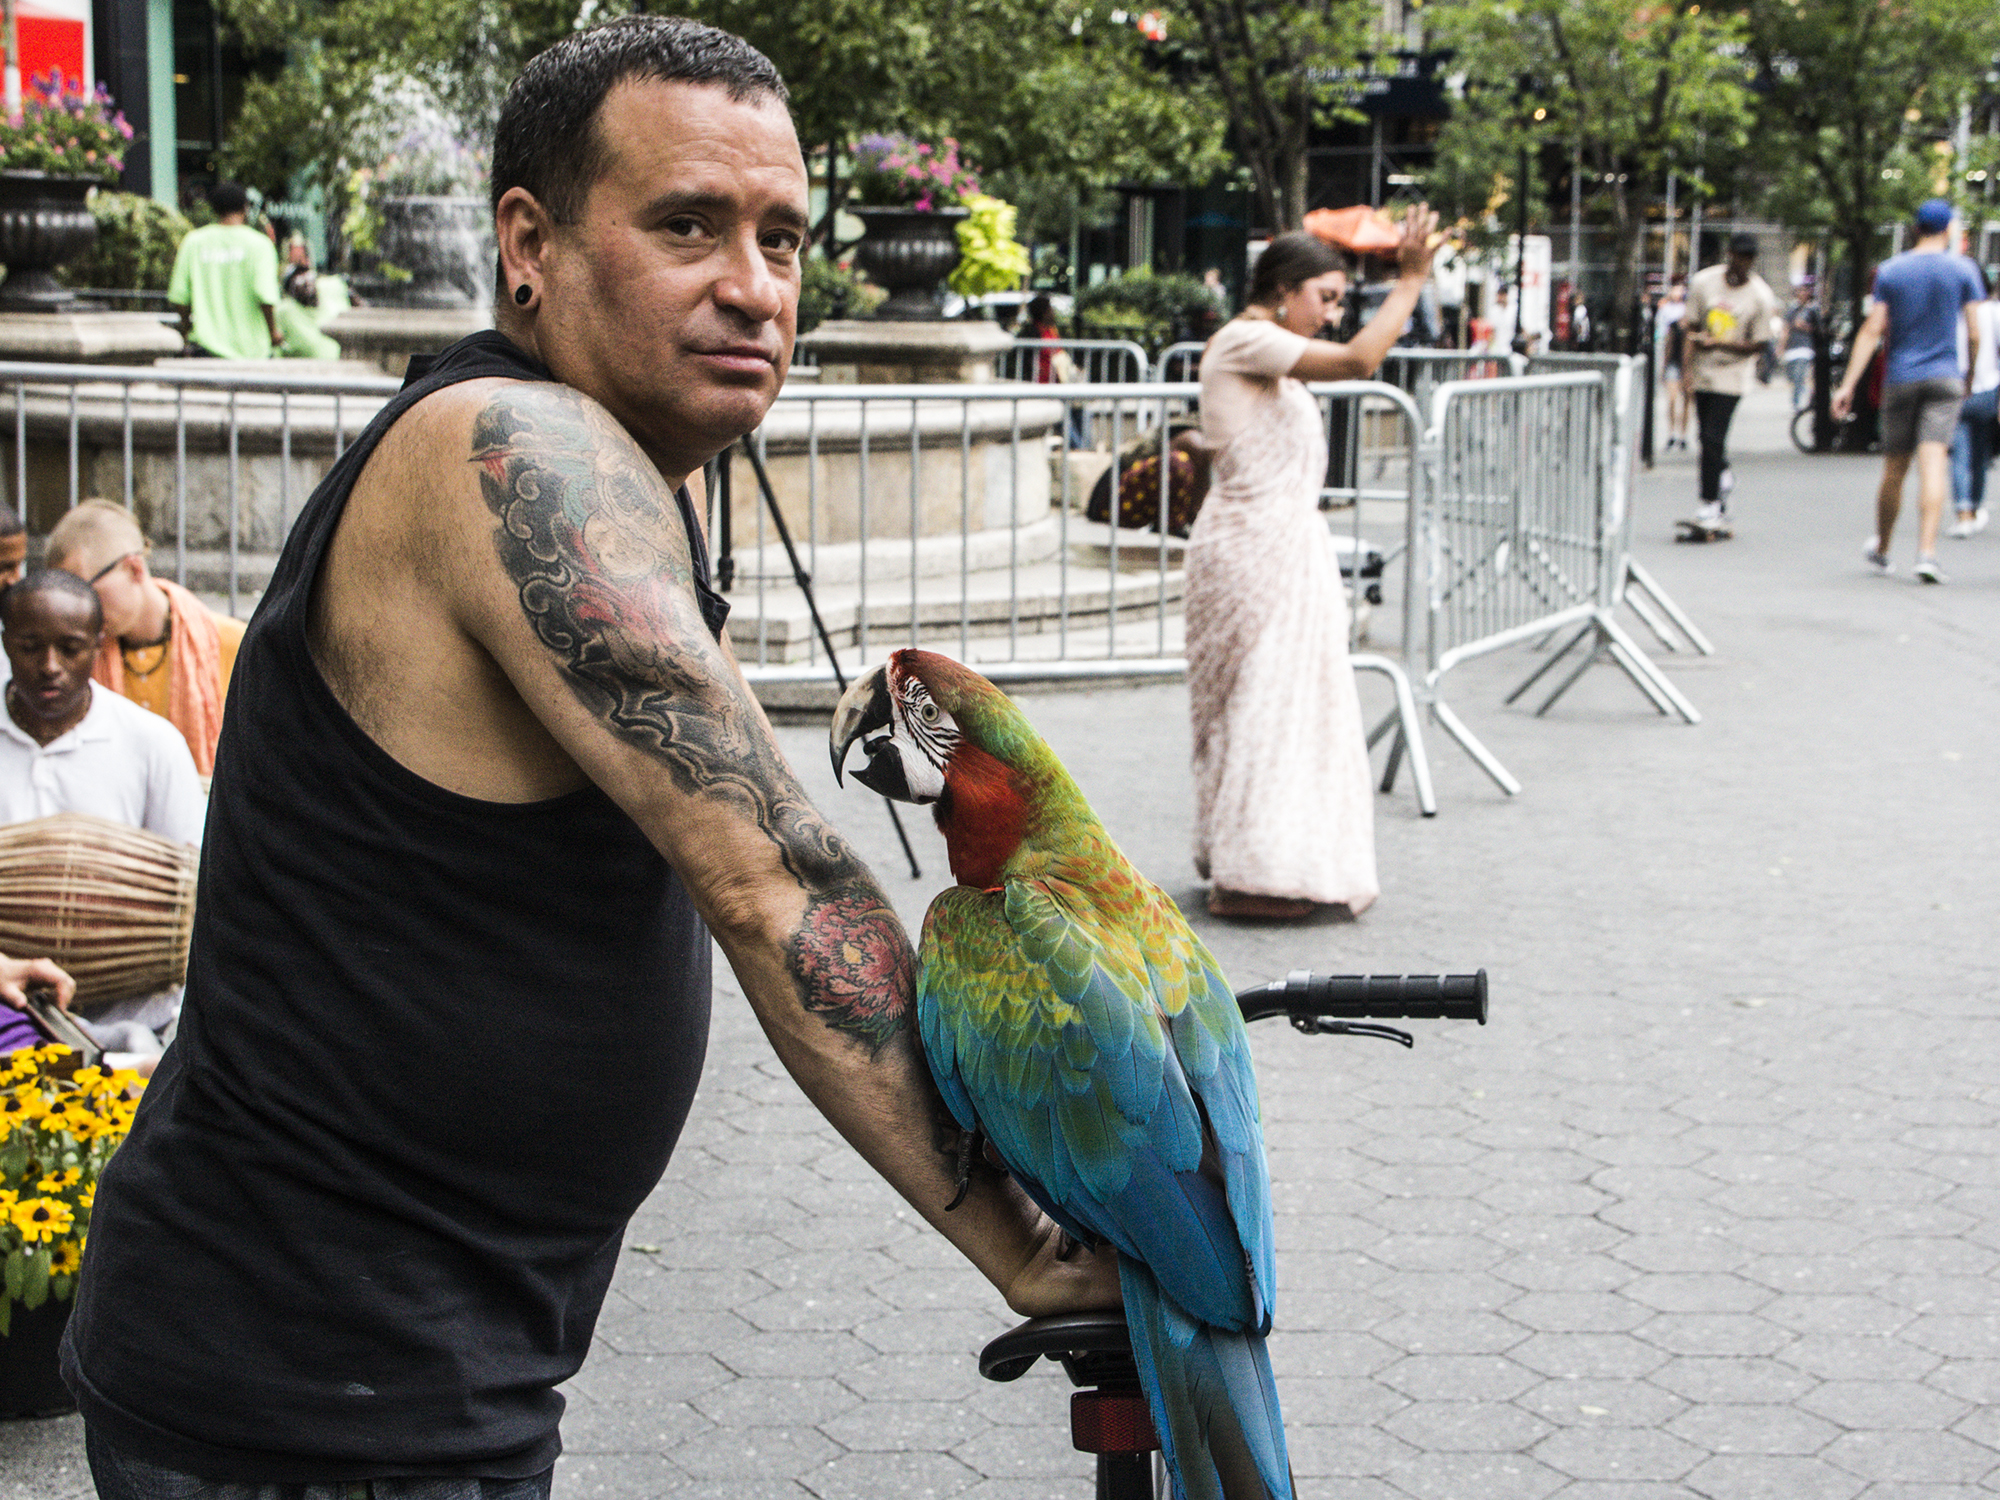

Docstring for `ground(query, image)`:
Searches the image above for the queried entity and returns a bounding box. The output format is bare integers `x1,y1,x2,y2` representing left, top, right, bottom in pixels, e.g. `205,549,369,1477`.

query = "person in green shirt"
167,182,282,360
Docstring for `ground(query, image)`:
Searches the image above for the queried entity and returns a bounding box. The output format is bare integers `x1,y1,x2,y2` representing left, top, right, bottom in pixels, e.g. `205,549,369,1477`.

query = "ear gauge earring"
1276,300,1289,322
513,283,533,306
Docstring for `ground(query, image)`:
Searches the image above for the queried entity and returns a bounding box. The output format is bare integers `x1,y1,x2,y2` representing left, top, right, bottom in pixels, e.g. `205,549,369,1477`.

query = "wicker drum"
0,813,197,1008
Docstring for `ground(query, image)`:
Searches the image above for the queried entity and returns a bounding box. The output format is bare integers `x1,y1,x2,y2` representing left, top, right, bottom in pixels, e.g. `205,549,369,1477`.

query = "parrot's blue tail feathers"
1121,1256,1293,1500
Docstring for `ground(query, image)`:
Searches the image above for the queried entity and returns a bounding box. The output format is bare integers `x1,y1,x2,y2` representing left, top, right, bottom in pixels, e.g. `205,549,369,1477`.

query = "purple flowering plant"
0,73,131,181
848,133,979,212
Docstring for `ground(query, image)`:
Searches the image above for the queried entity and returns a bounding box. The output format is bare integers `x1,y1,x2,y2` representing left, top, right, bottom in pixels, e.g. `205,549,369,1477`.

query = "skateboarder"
1680,234,1782,540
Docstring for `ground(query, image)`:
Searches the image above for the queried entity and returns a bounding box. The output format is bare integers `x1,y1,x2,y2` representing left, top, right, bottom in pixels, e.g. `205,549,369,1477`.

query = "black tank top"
64,333,723,1481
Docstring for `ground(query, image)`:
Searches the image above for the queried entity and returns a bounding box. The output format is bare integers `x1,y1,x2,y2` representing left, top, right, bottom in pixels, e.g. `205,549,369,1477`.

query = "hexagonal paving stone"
1781,1335,1944,1382
818,1398,991,1453
1510,1332,1672,1380
1503,1292,1652,1334
1380,1399,1553,1452
1287,1423,1421,1477
1619,1272,1771,1315
1370,1311,1529,1355
691,1376,860,1428
1531,1426,1704,1482
1664,1401,1840,1456
1798,1379,1972,1430
804,1448,981,1500
666,1423,841,1481
1379,1354,1542,1402
1818,1429,1997,1484
1681,1454,1865,1500
1635,1311,1794,1358
1512,1377,1687,1429
1382,1449,1567,1500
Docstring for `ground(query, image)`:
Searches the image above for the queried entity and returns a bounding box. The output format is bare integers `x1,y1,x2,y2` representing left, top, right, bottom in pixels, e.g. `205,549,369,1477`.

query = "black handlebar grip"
1236,970,1487,1026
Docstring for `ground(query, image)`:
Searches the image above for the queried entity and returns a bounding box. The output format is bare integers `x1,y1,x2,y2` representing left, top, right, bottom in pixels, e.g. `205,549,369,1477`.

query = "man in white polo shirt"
0,568,204,848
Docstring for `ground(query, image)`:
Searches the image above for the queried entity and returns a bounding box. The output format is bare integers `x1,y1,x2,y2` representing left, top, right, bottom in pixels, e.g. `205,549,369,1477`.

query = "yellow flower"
11,1195,74,1243
50,1239,80,1275
0,1086,47,1126
0,1188,16,1210
71,1066,104,1091
36,1168,80,1192
78,1183,94,1212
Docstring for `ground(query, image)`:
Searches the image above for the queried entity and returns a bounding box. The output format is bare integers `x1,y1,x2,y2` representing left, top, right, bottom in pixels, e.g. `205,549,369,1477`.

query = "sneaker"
1865,541,1892,575
1718,467,1735,499
1693,501,1726,526
1949,514,1977,540
1915,556,1945,584
1977,507,1991,534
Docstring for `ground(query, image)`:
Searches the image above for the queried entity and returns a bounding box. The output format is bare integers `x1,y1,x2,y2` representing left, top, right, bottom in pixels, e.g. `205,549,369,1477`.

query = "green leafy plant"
949,195,1031,298
1076,268,1219,348
798,255,883,333
0,74,133,181
56,192,192,291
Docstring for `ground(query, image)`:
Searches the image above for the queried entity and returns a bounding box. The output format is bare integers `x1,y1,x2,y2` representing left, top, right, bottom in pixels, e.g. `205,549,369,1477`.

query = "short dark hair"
210,181,249,217
1727,232,1759,259
1248,232,1346,308
1026,295,1054,327
1,566,103,633
0,500,20,539
491,16,788,227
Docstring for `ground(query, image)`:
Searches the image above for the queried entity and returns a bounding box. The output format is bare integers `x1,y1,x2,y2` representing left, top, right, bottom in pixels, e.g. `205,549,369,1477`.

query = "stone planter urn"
350,195,494,310
0,172,100,311
849,206,967,320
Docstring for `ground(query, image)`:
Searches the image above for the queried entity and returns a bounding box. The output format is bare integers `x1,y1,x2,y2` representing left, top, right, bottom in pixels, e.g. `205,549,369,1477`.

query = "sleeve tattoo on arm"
471,389,913,1053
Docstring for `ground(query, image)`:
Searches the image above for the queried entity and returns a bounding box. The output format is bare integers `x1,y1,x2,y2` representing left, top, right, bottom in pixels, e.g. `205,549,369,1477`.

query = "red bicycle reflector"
1071,1389,1159,1453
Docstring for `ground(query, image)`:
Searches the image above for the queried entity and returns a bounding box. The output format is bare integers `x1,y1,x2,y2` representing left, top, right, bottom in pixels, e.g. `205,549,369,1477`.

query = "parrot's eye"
916,700,941,725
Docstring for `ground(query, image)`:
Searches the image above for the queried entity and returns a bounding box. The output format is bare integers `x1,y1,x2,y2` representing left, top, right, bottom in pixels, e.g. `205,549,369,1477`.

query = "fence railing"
1405,369,1700,796
996,339,1152,386
0,345,1705,810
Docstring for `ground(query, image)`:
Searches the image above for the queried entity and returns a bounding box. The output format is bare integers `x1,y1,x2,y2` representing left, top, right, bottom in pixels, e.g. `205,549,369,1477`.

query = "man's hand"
0,954,75,1012
1396,205,1441,281
1001,1217,1124,1319
1830,385,1854,420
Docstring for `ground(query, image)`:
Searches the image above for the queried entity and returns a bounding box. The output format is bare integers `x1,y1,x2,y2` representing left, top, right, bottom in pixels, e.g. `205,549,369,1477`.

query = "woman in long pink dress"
1188,212,1439,920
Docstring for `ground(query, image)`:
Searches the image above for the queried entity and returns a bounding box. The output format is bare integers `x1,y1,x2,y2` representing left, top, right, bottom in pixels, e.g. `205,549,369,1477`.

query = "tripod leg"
739,438,922,879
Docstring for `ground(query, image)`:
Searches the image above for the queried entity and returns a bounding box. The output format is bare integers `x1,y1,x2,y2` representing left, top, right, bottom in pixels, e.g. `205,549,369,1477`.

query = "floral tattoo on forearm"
472,389,915,1052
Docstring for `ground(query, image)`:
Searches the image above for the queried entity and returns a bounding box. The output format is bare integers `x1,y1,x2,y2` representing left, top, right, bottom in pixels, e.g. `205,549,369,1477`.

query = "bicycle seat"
979,1312,1136,1387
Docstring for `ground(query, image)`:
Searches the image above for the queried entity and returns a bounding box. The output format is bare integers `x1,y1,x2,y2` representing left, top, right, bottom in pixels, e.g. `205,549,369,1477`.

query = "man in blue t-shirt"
1834,198,1985,583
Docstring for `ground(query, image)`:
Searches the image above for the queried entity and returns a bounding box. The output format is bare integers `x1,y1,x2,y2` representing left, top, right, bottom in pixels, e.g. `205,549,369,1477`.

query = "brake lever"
1287,1017,1414,1048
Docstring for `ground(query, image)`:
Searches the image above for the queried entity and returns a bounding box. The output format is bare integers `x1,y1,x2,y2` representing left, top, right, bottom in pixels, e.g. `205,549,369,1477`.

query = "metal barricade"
1154,342,1206,383
0,358,400,616
721,377,1438,812
996,339,1150,386
1525,350,1714,661
1381,349,1525,413
1404,371,1699,797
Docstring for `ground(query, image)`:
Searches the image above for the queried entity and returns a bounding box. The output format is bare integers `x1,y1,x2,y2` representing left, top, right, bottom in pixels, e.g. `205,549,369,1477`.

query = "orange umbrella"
1302,205,1402,254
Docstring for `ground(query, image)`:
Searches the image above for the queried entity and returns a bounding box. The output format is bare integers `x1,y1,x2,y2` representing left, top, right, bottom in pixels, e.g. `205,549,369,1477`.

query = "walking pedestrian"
1657,280,1690,450
1782,281,1819,412
1948,268,1998,538
1834,199,1986,583
1682,235,1782,533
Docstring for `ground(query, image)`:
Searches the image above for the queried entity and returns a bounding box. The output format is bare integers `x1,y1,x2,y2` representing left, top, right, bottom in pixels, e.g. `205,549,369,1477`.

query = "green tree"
1173,0,1375,233
1743,0,2000,333
1429,0,1753,342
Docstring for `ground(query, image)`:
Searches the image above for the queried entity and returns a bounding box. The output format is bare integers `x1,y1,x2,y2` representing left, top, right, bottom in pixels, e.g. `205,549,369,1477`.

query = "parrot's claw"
945,1127,986,1212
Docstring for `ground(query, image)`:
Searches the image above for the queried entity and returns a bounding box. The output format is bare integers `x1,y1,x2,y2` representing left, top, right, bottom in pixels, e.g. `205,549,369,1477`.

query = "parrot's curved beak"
830,664,909,799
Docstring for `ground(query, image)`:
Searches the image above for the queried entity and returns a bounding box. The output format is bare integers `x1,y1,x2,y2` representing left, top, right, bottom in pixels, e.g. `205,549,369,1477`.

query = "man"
166,182,283,360
0,501,25,587
1781,281,1819,412
64,20,1113,1498
1481,281,1517,357
0,569,206,847
1682,235,1782,533
1835,199,1986,583
44,500,245,773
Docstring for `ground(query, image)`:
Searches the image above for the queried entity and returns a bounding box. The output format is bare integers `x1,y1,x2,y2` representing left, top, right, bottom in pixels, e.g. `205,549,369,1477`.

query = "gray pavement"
8,375,1999,1497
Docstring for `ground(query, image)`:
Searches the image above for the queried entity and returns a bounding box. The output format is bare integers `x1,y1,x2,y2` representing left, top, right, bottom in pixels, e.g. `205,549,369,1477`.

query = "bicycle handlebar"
1235,970,1487,1026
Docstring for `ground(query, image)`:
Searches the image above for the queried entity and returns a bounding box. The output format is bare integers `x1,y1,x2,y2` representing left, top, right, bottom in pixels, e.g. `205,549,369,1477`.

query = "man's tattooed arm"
470,387,911,1051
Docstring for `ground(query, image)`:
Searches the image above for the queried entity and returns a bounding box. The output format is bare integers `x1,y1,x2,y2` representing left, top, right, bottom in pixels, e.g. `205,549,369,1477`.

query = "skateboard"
1675,517,1734,543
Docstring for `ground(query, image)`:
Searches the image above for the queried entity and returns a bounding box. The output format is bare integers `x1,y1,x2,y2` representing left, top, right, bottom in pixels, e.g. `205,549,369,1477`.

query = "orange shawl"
93,578,226,773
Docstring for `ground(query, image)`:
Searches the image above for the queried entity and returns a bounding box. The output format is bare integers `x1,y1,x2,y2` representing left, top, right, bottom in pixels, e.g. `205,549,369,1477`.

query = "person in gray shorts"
1834,197,1985,583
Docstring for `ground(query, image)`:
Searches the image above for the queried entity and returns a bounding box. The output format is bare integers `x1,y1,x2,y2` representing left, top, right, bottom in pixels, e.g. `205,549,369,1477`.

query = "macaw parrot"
830,648,1292,1500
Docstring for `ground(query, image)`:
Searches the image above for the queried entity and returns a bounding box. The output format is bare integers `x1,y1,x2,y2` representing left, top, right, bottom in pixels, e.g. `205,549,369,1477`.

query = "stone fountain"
326,195,496,375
